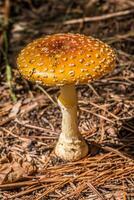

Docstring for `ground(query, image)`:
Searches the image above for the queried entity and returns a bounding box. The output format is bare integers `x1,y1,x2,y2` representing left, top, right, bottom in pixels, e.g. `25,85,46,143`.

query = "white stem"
60,84,79,138
55,84,88,161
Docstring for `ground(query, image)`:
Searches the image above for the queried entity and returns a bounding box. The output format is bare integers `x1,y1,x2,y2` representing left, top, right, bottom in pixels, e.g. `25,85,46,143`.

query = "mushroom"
17,33,116,161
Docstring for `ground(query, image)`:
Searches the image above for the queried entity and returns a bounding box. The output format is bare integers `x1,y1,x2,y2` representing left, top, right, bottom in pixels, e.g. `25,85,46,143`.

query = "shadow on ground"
117,117,134,159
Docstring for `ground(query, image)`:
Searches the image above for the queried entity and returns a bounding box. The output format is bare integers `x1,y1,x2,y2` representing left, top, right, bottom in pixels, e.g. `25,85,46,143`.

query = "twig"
105,31,134,44
88,101,119,120
88,84,100,97
101,145,132,160
99,110,105,143
0,180,38,189
1,127,29,141
81,107,115,123
8,185,45,199
15,118,57,134
59,182,87,200
63,9,134,25
87,182,106,200
36,84,57,106
35,180,69,200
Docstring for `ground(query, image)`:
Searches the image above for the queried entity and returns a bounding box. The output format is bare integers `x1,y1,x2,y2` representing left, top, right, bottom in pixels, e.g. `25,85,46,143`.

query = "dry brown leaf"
0,163,11,184
0,161,37,184
9,100,22,118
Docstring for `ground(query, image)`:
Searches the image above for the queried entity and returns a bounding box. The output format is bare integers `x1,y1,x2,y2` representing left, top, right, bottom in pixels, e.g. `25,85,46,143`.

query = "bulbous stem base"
55,134,88,161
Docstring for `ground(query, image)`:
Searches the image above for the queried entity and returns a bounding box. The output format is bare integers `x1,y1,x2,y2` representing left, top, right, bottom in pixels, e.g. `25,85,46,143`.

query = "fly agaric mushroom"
17,33,116,161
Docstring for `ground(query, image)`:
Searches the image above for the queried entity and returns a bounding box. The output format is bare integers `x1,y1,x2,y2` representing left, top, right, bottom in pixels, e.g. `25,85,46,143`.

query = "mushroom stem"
55,84,88,161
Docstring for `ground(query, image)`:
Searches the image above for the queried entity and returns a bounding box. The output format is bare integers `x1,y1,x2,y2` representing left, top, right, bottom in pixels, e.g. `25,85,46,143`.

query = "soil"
0,0,134,199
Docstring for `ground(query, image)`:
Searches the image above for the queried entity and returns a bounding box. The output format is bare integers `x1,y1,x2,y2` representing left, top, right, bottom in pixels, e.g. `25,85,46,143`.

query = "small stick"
15,118,57,134
88,84,100,97
1,127,28,141
8,185,45,199
36,84,57,106
63,9,134,25
35,180,69,200
81,107,115,123
87,182,106,200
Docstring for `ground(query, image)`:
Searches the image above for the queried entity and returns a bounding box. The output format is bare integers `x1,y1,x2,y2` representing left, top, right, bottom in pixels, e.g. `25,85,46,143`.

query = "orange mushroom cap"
17,33,116,86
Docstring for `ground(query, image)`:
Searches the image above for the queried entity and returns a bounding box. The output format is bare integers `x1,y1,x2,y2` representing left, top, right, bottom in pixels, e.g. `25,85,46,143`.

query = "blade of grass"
3,31,16,102
1,0,17,102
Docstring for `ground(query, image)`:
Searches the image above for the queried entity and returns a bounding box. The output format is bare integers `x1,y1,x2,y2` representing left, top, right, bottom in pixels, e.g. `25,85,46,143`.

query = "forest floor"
0,0,134,199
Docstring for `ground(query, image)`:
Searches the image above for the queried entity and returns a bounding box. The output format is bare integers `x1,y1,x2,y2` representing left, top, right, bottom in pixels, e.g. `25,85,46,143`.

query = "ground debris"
0,0,134,199
0,153,37,184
